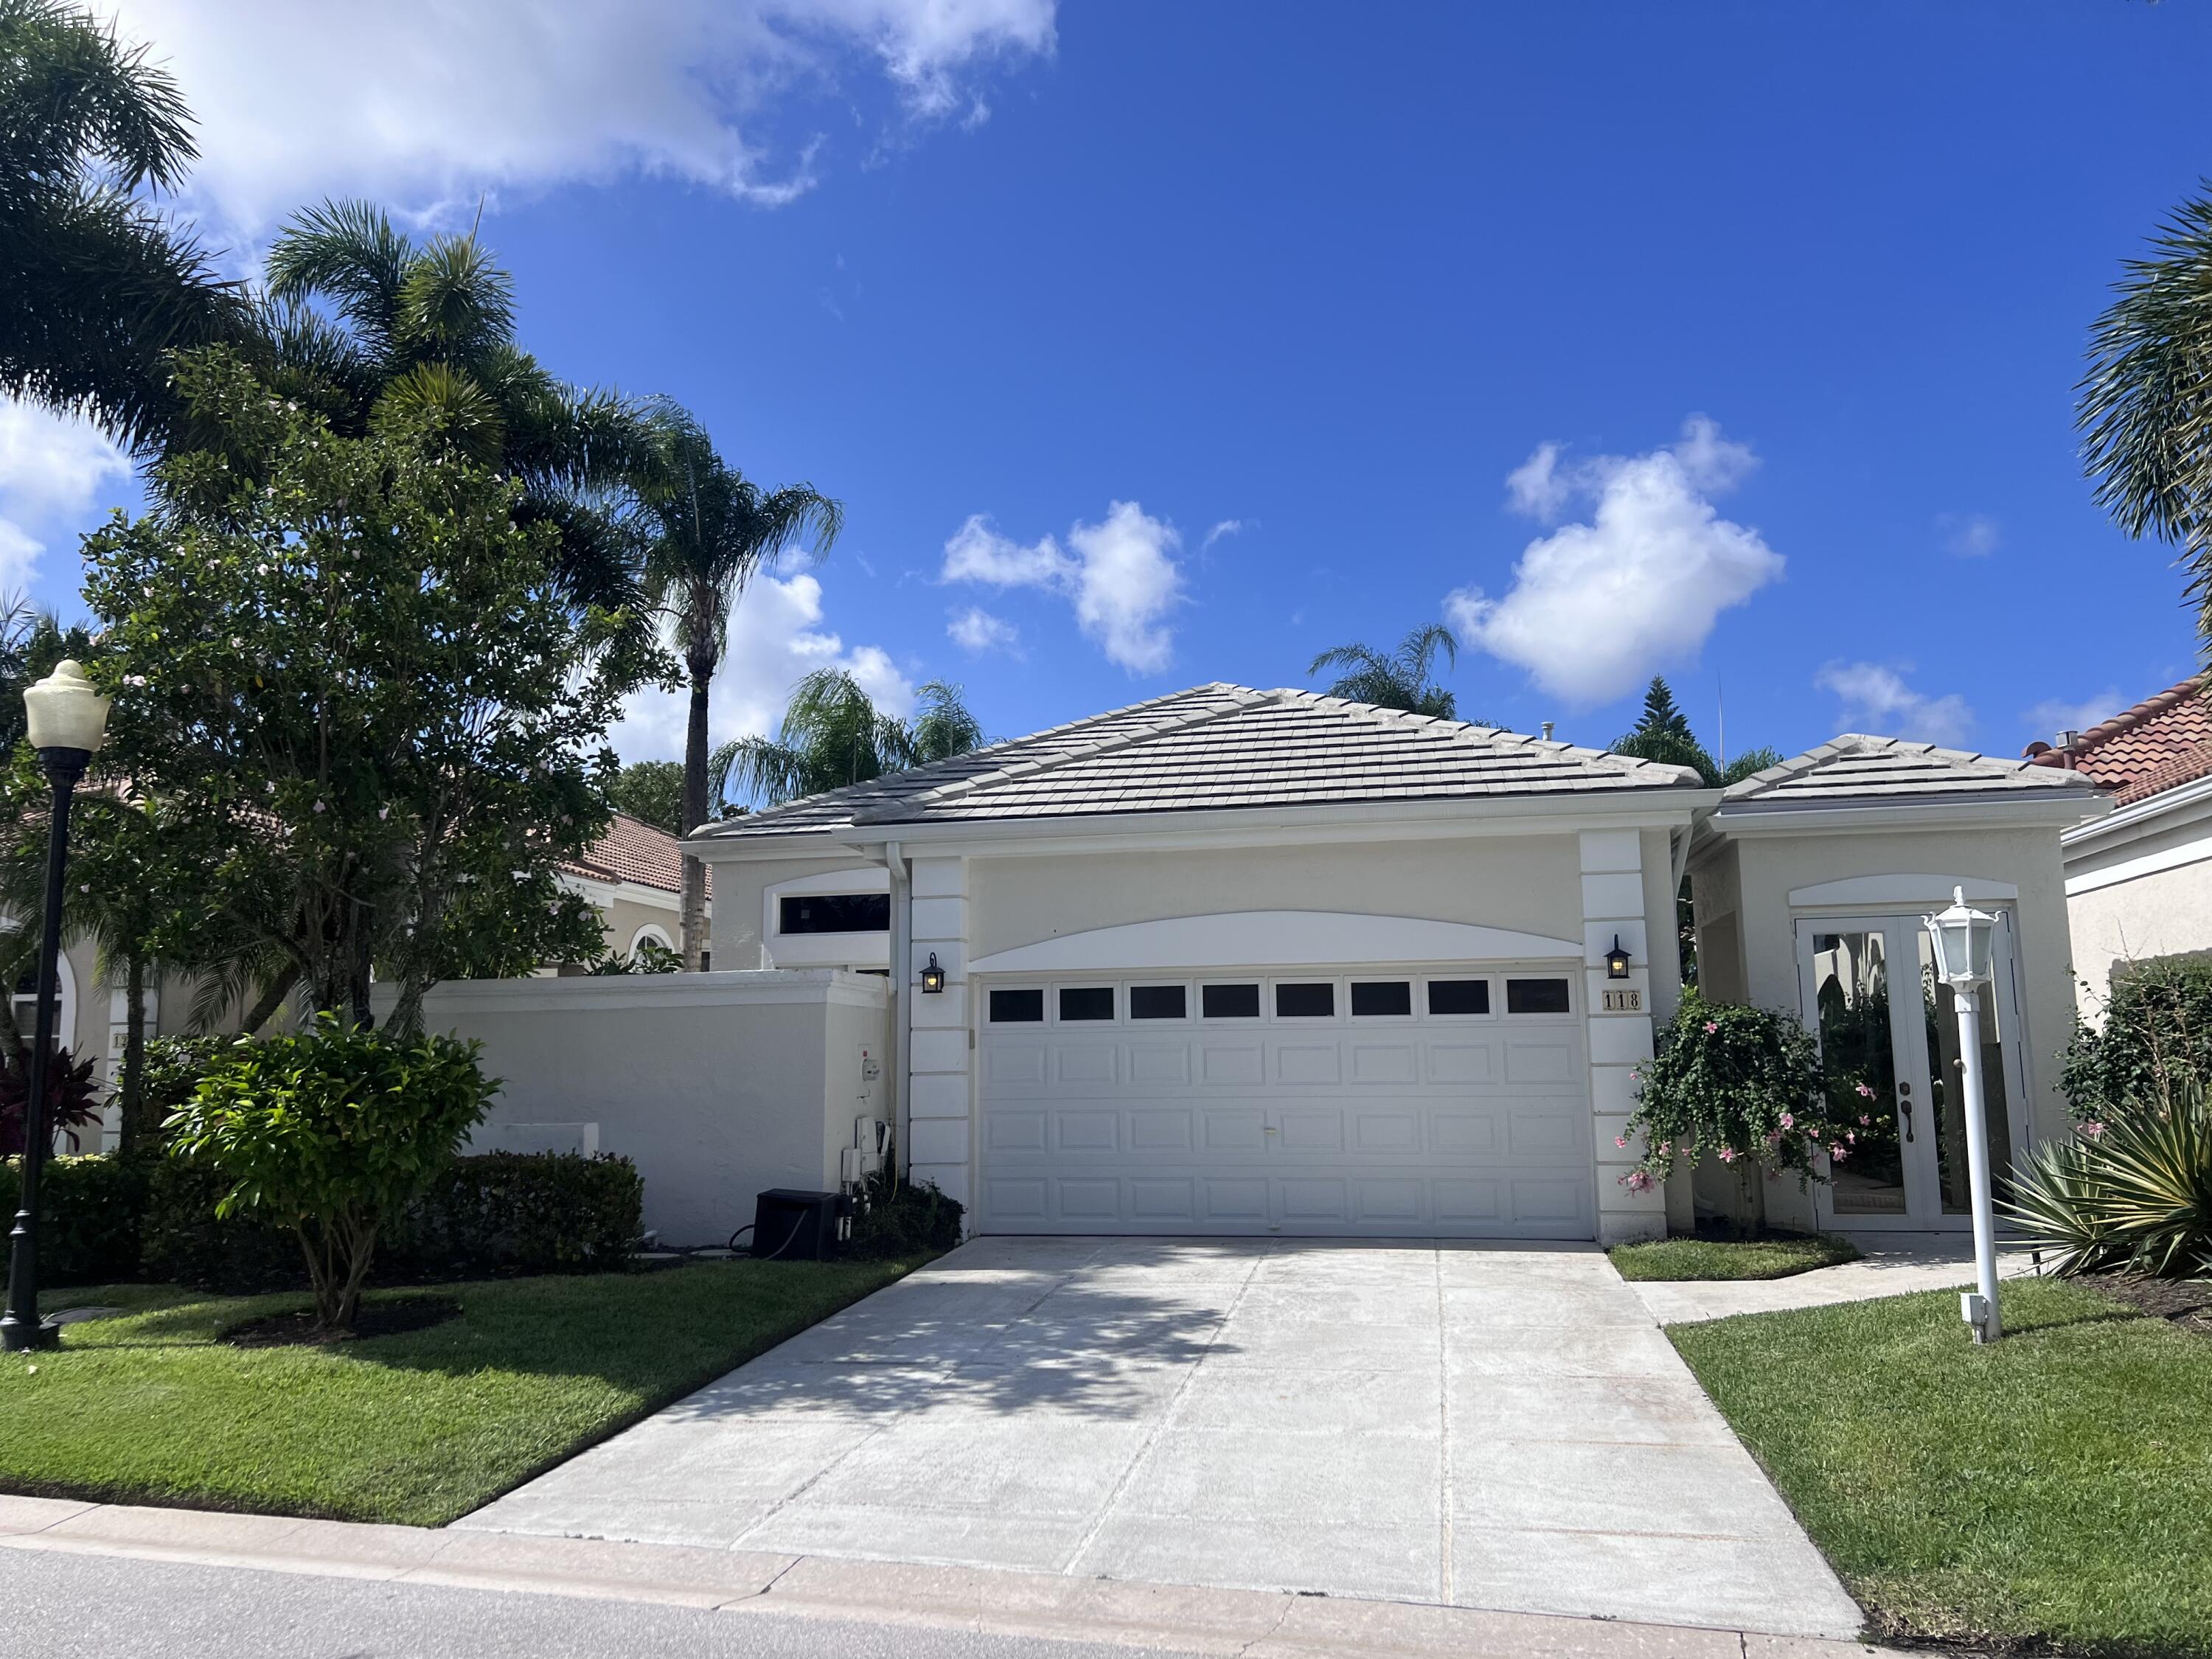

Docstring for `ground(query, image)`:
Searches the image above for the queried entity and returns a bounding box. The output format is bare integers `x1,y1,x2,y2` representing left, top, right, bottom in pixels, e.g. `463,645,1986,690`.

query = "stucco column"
1582,828,1664,1245
905,855,973,1210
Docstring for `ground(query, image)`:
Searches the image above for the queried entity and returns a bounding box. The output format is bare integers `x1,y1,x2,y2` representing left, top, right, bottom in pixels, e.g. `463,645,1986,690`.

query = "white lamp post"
1,661,111,1354
1922,886,2002,1343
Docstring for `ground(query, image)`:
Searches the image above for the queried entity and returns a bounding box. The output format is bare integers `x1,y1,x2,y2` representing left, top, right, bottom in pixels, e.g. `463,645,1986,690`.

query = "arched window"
629,923,674,955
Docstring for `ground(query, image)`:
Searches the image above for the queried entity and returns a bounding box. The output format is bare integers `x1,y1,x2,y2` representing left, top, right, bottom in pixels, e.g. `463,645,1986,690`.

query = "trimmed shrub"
386,1152,641,1275
0,1153,150,1285
167,1017,498,1330
844,1168,963,1259
2062,954,2212,1123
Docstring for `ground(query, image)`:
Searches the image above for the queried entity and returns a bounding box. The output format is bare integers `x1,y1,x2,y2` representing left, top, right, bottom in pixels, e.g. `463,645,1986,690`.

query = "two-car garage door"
975,964,1594,1239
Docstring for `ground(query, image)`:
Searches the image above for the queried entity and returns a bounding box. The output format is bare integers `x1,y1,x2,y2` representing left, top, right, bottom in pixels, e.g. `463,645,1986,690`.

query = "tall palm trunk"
681,658,712,971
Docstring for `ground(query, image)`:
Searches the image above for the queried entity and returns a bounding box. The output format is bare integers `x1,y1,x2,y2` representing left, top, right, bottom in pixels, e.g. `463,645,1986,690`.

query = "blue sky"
2,1,2207,768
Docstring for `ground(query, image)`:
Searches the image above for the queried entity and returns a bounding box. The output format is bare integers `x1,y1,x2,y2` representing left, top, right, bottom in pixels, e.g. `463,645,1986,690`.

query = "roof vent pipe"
1541,721,1556,742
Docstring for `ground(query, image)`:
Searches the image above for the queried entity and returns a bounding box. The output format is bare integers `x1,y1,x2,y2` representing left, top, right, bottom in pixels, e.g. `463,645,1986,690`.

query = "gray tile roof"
692,684,1703,844
1719,734,2107,805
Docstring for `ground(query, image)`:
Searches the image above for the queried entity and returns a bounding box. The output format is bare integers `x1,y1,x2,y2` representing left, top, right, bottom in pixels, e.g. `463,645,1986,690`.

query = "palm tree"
2079,188,2212,645
1308,624,1464,717
636,403,842,967
712,672,986,810
242,201,656,613
0,0,246,448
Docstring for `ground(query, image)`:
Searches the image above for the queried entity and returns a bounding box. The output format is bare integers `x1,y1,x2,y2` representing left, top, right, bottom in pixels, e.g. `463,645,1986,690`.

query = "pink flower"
1806,1127,1820,1141
1859,1114,1872,1126
1620,1170,1655,1193
1779,1113,1795,1129
1831,1145,1850,1161
1703,1020,1719,1034
1846,1130,1856,1143
1718,1147,1738,1164
1615,1135,1628,1149
1658,1141,1671,1155
1855,1082,1876,1099
2081,1121,2107,1138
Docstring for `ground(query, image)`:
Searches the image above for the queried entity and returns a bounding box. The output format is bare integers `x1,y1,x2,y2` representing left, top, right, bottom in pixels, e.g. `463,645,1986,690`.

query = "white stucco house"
2024,675,2212,1007
605,684,2102,1248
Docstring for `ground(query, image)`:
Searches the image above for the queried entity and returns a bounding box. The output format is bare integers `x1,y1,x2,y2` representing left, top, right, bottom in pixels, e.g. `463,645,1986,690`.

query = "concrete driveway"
461,1238,1860,1639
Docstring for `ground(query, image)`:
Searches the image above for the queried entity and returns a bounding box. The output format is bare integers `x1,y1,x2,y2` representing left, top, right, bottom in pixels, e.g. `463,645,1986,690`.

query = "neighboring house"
557,811,709,967
670,686,2104,1245
2025,676,2212,1008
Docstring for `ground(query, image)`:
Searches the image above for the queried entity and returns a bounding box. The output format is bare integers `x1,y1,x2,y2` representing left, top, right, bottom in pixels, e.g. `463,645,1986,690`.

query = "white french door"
1795,912,2028,1231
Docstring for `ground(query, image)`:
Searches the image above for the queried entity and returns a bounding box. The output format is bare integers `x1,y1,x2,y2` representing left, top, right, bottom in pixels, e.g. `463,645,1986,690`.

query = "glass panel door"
1800,912,2024,1230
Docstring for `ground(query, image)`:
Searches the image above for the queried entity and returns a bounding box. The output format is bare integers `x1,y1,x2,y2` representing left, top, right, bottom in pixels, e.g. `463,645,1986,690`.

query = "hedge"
5,1148,642,1292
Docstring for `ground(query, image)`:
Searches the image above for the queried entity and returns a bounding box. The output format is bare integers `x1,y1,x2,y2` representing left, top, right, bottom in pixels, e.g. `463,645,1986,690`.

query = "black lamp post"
1,661,111,1354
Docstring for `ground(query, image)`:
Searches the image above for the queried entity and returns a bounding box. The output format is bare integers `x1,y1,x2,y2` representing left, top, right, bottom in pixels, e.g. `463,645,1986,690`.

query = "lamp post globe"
1921,886,2004,1344
1,661,111,1354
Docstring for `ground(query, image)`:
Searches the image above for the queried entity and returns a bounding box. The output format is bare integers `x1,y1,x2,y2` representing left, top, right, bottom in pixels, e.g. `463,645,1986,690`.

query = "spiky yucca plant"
2006,1088,2212,1279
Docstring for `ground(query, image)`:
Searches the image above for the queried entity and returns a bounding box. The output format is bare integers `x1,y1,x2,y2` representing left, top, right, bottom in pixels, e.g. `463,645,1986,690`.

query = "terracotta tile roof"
689,684,1705,844
2025,676,2212,807
562,812,707,898
1722,734,2103,806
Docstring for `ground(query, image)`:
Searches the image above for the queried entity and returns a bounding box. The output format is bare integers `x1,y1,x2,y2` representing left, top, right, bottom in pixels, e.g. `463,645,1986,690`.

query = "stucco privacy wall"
1692,824,2076,1231
397,970,887,1245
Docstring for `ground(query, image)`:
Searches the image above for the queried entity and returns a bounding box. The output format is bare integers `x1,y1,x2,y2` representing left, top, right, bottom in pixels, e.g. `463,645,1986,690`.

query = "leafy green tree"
608,759,684,835
636,402,841,965
0,0,244,448
713,672,987,809
80,349,636,1037
167,1015,498,1331
2079,189,2212,645
1307,624,1463,717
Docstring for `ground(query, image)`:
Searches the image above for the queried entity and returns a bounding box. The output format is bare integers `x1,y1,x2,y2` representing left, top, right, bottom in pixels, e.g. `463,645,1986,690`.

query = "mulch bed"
223,1295,462,1349
2090,1273,2212,1336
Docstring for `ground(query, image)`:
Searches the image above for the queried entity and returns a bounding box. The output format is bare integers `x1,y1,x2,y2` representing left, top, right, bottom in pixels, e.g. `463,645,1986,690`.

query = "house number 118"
1601,988,1642,1012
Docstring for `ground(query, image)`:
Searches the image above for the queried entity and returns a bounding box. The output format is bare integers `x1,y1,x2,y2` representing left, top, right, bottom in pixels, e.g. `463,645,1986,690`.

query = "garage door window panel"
1505,976,1573,1016
990,987,1046,1023
1273,981,1337,1020
1426,978,1493,1018
1129,984,1189,1021
1201,982,1262,1020
1057,985,1116,1023
1349,980,1413,1019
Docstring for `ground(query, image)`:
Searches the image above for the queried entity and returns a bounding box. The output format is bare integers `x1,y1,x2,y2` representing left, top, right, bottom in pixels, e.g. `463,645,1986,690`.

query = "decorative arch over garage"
967,910,1583,975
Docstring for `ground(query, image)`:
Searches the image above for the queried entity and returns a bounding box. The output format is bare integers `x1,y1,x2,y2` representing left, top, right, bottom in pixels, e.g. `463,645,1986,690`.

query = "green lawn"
1607,1231,1860,1281
0,1258,923,1527
1672,1279,2212,1657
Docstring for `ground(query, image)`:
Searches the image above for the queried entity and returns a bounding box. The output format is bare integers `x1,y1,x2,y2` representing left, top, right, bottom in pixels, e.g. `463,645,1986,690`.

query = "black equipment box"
751,1189,844,1261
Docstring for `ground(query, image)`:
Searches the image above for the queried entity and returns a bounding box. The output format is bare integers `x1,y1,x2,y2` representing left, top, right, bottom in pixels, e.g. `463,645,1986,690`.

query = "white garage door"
975,965,1594,1239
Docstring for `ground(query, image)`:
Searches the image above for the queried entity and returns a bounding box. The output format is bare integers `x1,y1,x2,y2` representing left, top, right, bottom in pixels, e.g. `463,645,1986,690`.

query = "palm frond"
263,199,414,355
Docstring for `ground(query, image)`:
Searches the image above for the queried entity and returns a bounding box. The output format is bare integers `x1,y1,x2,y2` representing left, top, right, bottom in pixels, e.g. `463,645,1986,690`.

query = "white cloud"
1938,512,2001,558
2025,689,2125,741
109,0,1057,236
1200,518,1245,553
947,605,1019,654
0,402,133,593
940,501,1185,673
611,571,911,763
1815,661,1975,748
1447,417,1781,706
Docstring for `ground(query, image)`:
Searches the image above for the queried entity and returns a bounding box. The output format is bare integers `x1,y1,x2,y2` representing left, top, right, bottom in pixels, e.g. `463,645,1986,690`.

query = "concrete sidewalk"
462,1237,1863,1639
0,1495,1902,1659
1627,1237,2042,1326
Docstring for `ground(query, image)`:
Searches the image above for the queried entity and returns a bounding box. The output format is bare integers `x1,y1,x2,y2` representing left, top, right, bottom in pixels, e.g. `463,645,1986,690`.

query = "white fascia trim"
1703,795,2107,841
1788,874,2019,907
2062,772,2212,855
2065,831,2212,897
835,792,1715,860
968,912,1583,975
394,968,888,1018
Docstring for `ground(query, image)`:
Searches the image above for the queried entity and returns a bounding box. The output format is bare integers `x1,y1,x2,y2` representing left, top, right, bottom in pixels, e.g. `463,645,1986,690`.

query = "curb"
0,1495,1904,1659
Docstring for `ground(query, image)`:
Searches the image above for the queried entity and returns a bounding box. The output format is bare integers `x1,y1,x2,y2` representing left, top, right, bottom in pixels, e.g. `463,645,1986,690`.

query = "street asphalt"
0,1548,1200,1659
